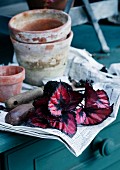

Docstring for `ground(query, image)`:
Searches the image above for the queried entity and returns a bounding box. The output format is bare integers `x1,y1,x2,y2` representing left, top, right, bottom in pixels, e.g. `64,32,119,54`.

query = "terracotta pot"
0,66,25,102
8,9,71,44
11,31,73,86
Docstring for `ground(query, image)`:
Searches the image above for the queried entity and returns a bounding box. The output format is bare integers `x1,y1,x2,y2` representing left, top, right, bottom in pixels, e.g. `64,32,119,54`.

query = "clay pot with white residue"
11,32,73,86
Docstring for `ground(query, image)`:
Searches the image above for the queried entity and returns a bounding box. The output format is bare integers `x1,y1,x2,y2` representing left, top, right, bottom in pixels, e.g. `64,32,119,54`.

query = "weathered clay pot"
11,31,73,86
0,66,25,102
8,9,71,44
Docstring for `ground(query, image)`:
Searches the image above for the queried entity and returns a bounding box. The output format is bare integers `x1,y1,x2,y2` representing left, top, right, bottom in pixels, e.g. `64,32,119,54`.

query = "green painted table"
0,24,120,170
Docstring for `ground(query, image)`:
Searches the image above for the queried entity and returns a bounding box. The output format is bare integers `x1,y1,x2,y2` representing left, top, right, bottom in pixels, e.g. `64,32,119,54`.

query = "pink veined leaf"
81,107,113,125
49,113,77,137
48,83,84,117
95,89,111,108
48,83,70,116
76,107,86,124
75,82,113,125
85,82,111,109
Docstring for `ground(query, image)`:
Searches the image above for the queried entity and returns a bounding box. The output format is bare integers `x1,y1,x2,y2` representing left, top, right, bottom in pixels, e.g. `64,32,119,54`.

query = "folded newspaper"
0,47,120,157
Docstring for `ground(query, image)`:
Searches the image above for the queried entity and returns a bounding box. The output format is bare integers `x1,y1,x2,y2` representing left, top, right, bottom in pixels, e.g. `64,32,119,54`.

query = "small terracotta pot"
0,66,25,102
8,9,71,44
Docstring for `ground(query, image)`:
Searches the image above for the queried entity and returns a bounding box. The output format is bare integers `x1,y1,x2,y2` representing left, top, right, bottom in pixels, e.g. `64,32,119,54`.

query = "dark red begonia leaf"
33,96,49,108
75,107,86,124
27,97,50,128
68,91,84,111
49,113,77,137
76,82,113,125
48,83,69,116
85,83,111,109
44,81,72,97
48,83,83,117
30,117,49,128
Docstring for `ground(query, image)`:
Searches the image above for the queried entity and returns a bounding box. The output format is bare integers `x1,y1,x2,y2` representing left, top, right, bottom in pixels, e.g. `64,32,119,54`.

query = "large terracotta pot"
11,32,73,86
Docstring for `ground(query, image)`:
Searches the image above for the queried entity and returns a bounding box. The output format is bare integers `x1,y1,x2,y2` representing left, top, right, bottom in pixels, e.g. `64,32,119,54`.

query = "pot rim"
8,9,71,34
11,31,73,46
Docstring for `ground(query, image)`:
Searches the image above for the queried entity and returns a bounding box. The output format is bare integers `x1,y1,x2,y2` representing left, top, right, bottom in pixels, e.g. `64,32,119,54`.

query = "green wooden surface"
71,24,120,53
4,139,62,170
0,131,38,153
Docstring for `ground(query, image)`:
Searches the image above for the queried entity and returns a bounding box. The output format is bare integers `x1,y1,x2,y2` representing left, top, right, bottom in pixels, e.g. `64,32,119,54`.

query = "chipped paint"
45,45,54,50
